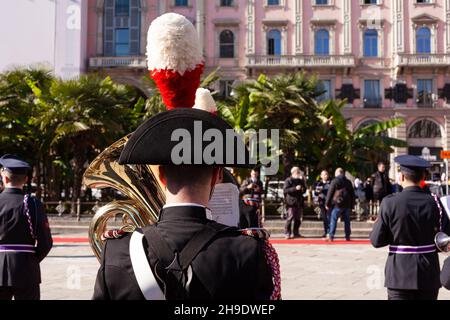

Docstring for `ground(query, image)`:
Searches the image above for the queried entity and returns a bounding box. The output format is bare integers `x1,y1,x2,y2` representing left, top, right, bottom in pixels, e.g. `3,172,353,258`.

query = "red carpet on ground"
53,237,371,245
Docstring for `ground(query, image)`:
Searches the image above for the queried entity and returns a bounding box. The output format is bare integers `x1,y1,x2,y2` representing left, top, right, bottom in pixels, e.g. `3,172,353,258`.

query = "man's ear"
210,167,223,188
158,166,167,188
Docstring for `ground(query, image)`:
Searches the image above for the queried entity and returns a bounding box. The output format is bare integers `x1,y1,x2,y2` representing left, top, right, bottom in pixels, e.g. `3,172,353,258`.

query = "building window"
364,80,381,108
416,0,433,3
408,119,441,138
317,80,332,102
363,29,378,57
267,0,280,5
315,0,329,4
104,0,140,56
115,28,130,56
115,0,129,16
362,0,378,4
267,29,282,56
220,80,234,98
417,79,433,107
416,27,431,54
220,0,233,6
315,29,330,55
219,30,235,58
175,0,188,6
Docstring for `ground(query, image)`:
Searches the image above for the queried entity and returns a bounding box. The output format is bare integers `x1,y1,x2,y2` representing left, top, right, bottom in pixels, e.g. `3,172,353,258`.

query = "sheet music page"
441,196,450,219
208,183,239,227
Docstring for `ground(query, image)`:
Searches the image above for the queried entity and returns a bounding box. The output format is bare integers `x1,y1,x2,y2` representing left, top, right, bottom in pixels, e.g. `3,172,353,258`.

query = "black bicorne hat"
119,109,253,168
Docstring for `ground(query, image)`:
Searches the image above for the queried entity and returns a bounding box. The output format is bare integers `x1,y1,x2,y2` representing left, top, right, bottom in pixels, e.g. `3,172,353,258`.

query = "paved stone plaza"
40,239,450,300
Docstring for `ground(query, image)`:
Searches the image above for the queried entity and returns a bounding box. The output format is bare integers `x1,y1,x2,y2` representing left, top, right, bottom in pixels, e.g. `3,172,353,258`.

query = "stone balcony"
89,56,147,69
246,55,356,68
396,53,450,67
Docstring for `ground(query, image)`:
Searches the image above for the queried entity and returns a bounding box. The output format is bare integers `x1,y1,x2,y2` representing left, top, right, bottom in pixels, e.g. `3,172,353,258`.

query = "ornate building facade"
87,0,450,178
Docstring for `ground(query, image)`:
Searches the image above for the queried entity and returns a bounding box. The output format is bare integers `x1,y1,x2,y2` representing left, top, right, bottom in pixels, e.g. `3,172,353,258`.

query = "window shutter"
339,84,357,103
129,0,141,55
392,84,408,103
104,0,115,56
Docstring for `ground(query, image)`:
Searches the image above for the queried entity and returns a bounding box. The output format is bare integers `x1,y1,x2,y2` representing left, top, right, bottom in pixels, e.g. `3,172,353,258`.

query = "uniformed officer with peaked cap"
370,155,450,300
0,154,53,300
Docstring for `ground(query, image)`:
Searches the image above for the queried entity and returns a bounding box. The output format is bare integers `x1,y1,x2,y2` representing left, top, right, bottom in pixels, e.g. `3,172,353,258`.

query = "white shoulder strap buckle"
129,231,166,300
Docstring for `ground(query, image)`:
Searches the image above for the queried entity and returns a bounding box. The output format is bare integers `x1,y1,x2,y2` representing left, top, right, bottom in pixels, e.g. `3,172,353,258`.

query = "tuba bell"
435,232,450,253
83,135,166,261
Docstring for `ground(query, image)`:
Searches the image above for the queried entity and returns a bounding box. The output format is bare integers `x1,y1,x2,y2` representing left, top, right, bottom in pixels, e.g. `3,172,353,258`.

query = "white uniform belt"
389,244,436,254
0,244,36,253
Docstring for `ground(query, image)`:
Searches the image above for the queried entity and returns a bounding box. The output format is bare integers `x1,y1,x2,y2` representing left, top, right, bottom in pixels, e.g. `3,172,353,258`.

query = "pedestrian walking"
283,167,307,239
313,170,331,238
325,168,355,241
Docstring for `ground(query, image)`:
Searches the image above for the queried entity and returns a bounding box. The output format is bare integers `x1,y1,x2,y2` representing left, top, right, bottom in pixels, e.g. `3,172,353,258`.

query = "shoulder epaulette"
239,228,270,241
101,225,136,241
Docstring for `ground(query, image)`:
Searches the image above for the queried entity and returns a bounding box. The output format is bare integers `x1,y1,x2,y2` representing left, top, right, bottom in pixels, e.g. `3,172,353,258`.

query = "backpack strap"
143,225,175,267
178,222,235,269
129,230,165,300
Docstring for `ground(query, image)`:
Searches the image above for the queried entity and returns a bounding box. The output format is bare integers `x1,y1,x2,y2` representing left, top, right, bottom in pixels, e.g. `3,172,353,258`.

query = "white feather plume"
146,13,203,75
193,88,217,113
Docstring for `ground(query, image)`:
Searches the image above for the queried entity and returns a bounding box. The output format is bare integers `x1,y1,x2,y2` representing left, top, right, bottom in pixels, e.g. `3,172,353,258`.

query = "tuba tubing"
435,232,450,253
83,135,166,261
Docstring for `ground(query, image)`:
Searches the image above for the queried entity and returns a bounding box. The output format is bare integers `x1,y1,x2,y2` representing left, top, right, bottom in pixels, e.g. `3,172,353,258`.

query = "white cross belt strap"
129,231,165,300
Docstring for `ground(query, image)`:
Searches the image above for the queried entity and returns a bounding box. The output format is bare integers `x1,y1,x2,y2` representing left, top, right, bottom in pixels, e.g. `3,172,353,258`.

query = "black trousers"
387,288,439,300
319,205,330,234
239,202,259,229
0,285,40,300
285,205,303,236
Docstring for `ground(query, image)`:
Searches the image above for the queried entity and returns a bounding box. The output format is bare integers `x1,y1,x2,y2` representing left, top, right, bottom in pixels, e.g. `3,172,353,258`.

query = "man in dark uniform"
239,169,264,228
92,109,278,300
370,155,450,300
0,155,53,300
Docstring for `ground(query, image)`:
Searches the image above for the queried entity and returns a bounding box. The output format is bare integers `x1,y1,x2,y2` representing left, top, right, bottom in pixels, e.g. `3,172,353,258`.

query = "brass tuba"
83,135,166,261
435,232,450,253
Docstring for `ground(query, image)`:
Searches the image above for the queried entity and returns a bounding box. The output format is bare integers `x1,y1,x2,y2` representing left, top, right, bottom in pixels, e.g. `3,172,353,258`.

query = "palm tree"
312,99,407,179
223,72,322,177
0,67,55,195
38,75,141,213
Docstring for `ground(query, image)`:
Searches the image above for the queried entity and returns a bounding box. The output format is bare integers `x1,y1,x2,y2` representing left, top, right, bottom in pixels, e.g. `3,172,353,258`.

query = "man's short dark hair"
162,165,215,194
3,170,27,185
402,169,426,184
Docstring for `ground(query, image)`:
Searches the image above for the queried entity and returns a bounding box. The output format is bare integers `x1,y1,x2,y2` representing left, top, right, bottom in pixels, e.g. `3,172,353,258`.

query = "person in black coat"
313,170,331,237
371,162,393,204
283,167,307,239
370,155,450,300
0,155,53,300
239,169,264,228
325,168,355,241
92,108,278,300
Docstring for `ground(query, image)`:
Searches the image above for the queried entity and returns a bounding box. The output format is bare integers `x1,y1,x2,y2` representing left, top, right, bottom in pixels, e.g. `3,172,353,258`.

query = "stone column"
196,0,205,55
342,0,352,54
294,0,302,54
444,115,450,151
96,1,103,55
246,0,256,55
158,0,166,15
446,0,450,53
390,113,408,178
392,0,404,54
